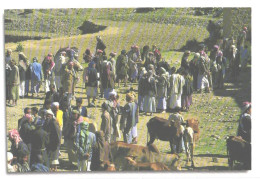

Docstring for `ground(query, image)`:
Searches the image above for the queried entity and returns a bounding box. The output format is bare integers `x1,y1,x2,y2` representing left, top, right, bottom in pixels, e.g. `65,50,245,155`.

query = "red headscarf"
8,129,22,148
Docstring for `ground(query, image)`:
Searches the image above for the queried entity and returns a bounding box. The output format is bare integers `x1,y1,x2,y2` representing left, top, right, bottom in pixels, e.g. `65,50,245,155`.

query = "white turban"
45,109,54,116
109,90,117,97
51,102,59,108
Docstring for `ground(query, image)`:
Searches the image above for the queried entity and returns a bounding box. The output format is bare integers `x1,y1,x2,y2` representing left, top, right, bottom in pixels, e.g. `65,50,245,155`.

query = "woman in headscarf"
143,70,157,116
156,67,169,113
83,61,98,107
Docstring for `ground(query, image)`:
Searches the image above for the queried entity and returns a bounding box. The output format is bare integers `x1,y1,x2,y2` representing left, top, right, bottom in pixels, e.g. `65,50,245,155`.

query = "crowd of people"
6,26,251,172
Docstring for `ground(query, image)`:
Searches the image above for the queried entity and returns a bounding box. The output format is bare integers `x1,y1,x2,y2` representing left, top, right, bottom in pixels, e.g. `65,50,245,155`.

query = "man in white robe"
168,73,185,109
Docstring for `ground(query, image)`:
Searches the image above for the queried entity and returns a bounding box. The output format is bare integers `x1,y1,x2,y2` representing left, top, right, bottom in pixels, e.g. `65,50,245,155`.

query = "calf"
183,127,195,167
226,136,251,170
125,156,170,171
110,142,180,171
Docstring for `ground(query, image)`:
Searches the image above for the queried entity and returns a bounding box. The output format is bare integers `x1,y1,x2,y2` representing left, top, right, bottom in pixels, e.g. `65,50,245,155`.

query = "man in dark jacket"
18,111,35,167
42,109,61,171
116,50,128,87
30,119,50,168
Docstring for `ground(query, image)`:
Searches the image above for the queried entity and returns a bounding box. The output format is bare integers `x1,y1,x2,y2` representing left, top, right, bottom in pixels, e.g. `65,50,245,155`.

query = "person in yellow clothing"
51,102,63,168
51,102,63,131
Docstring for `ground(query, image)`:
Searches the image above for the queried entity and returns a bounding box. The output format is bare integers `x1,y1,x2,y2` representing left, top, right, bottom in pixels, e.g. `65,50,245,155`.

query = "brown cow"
110,141,180,171
146,117,180,154
147,117,199,167
124,156,170,171
226,136,251,170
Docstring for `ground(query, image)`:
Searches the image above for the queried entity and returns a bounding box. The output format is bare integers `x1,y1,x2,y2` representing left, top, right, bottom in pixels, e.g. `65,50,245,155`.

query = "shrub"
16,43,24,52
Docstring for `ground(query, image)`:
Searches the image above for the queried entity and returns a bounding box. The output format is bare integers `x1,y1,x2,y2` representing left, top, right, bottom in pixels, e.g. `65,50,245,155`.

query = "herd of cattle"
88,116,251,171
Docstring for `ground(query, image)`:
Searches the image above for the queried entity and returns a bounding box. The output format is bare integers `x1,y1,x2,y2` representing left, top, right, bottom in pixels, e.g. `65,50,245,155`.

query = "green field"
5,8,251,171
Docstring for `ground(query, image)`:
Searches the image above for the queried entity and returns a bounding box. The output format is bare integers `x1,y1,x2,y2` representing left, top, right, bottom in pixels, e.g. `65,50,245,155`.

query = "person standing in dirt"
30,57,42,97
108,52,117,77
83,61,98,107
83,48,93,63
93,49,104,98
61,62,77,107
116,50,128,87
18,52,27,98
189,53,200,91
153,45,161,63
75,121,96,171
181,70,193,112
144,52,156,71
24,58,32,97
63,110,83,168
96,36,106,55
8,59,20,106
156,67,169,113
197,56,210,93
143,70,157,116
138,67,147,113
42,53,55,93
120,93,139,144
101,62,116,100
100,102,113,143
30,120,50,168
6,49,13,104
18,113,35,167
237,26,248,54
168,68,185,110
42,109,61,171
237,102,251,143
5,48,12,65
54,51,66,90
181,50,191,73
44,84,60,104
72,98,88,117
65,49,83,95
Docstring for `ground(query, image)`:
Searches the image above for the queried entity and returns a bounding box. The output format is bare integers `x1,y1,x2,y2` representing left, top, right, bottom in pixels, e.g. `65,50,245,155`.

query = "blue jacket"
31,62,42,81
